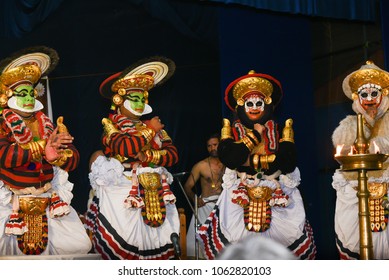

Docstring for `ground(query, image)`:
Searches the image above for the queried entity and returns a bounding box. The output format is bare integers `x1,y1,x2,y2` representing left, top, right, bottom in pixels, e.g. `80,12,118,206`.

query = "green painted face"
126,91,145,114
14,85,35,110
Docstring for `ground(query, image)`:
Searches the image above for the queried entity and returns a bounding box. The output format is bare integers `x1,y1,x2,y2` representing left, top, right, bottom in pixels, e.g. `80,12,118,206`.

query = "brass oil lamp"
334,113,388,260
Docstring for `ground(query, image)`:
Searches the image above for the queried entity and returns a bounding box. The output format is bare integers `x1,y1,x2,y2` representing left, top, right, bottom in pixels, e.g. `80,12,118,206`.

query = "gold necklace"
208,157,223,188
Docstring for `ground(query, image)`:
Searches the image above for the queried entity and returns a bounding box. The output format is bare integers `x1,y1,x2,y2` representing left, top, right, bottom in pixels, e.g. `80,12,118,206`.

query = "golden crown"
233,72,273,101
0,64,41,88
348,61,389,94
111,74,155,93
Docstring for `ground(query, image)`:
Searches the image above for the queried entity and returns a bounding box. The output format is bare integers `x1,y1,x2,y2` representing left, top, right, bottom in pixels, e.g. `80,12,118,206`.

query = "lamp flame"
335,144,344,156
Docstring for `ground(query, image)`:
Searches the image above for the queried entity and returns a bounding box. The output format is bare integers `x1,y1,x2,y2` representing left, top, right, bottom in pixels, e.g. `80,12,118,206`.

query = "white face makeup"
358,83,382,113
244,95,265,121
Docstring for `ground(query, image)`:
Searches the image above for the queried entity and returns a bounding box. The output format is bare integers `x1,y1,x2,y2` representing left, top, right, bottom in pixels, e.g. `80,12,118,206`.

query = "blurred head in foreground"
216,235,298,260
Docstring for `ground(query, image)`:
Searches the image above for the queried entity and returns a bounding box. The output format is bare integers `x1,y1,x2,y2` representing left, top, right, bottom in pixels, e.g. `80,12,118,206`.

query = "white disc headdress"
2,52,52,75
125,60,170,85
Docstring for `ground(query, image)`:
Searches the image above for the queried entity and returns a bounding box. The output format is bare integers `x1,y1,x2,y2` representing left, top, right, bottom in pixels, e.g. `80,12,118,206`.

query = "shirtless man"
184,133,225,258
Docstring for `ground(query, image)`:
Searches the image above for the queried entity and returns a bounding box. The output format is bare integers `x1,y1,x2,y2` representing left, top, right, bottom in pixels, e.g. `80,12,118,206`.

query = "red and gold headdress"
99,56,175,108
224,70,283,112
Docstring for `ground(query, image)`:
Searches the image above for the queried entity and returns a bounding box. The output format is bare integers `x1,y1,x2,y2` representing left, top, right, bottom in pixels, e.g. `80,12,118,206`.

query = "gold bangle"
20,140,46,162
259,155,269,170
252,154,259,170
143,149,153,162
47,153,67,166
241,136,255,151
259,154,276,170
246,131,260,145
151,149,161,165
139,127,155,143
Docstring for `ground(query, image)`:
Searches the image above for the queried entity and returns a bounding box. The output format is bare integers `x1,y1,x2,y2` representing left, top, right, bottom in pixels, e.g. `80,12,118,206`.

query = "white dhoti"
0,167,92,256
333,169,389,259
186,194,219,259
86,156,180,259
198,167,316,259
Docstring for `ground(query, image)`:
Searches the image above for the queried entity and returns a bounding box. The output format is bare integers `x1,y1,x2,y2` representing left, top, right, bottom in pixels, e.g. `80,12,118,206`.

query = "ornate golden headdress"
0,64,42,88
343,61,389,100
99,56,175,107
0,46,58,108
224,70,283,111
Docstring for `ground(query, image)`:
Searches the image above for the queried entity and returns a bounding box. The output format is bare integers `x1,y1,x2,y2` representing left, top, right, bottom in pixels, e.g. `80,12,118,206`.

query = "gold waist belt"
138,172,164,223
18,197,50,255
245,186,273,232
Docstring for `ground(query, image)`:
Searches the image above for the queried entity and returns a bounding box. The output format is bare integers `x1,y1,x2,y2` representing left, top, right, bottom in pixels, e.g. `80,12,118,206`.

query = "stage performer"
198,70,316,259
85,57,180,260
0,46,92,255
184,133,225,259
332,61,389,259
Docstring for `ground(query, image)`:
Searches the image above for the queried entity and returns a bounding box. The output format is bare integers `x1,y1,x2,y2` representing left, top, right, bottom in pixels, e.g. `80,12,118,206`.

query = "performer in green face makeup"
86,57,181,260
13,84,36,111
0,46,92,256
125,91,147,116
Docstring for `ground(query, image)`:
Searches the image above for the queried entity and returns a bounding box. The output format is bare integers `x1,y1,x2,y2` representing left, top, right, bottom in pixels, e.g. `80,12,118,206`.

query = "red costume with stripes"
0,110,79,189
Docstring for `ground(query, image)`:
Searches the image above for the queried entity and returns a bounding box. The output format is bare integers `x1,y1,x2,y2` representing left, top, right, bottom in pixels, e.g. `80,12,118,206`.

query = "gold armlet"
241,136,255,151
139,127,156,143
280,118,294,143
259,154,276,170
20,140,47,162
102,118,120,143
221,118,233,140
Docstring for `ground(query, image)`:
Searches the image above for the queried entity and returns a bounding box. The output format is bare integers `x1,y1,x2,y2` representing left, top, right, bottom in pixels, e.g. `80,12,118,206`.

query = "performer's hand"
135,151,146,162
145,116,164,132
253,123,265,135
197,197,205,208
45,127,74,161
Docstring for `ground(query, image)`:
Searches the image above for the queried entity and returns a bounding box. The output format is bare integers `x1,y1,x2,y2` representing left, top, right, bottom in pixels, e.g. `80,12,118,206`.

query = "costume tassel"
49,192,70,218
270,186,289,207
161,174,176,204
124,166,144,208
231,182,249,207
5,196,28,236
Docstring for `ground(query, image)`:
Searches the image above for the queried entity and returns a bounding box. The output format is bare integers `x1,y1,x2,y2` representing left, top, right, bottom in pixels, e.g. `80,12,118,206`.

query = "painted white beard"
352,95,389,126
7,96,44,113
123,99,152,116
